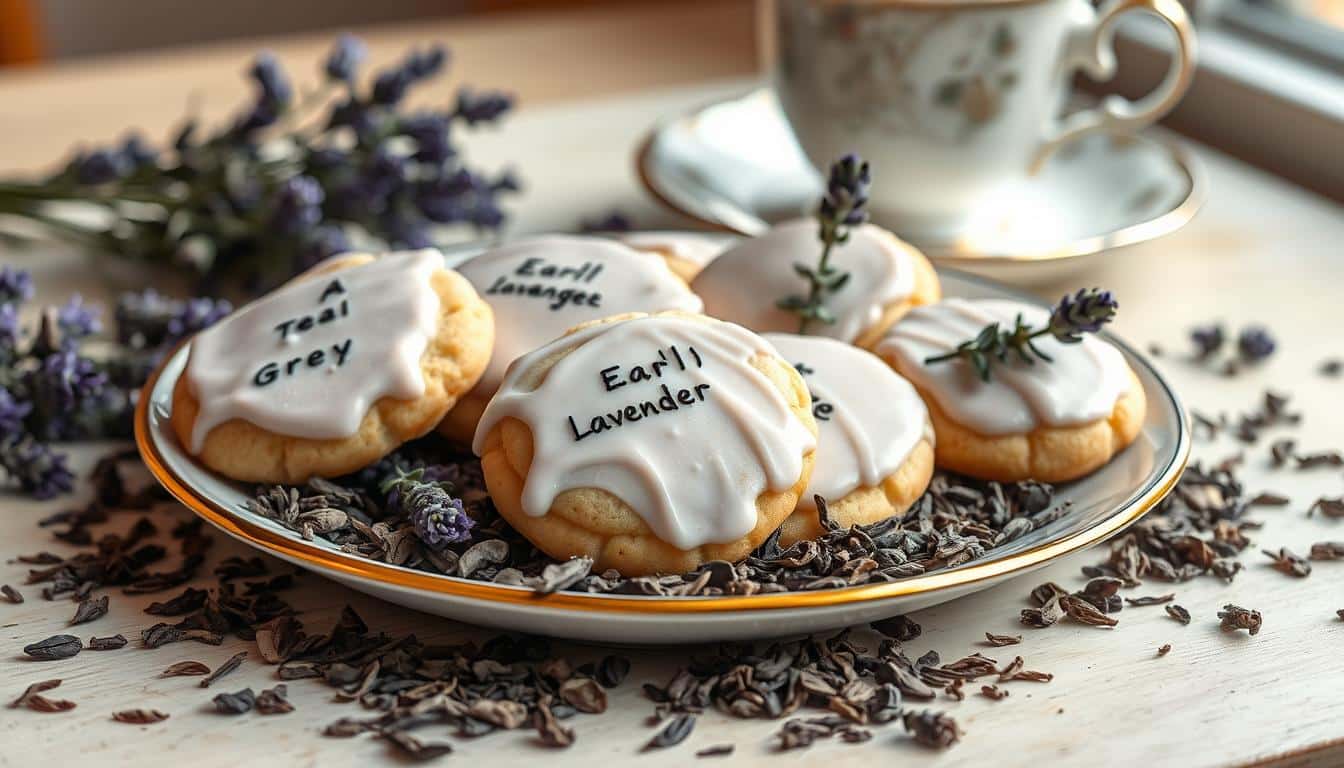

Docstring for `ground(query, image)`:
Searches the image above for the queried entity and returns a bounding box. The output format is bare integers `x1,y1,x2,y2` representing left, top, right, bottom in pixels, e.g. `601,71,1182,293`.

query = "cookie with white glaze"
875,298,1146,483
474,312,817,576
171,250,493,484
616,231,728,281
764,333,935,545
438,235,703,444
691,219,940,348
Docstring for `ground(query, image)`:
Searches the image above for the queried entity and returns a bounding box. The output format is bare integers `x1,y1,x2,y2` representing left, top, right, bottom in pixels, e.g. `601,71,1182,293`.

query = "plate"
135,258,1189,644
636,89,1205,284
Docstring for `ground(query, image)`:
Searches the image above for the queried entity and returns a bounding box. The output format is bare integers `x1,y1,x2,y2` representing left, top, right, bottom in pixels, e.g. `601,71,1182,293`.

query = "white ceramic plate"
637,89,1205,284
136,258,1188,644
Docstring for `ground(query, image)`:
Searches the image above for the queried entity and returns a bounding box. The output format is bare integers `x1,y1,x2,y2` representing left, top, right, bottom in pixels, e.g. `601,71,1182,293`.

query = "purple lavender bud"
384,214,433,250
1,438,75,500
372,68,411,105
1047,288,1118,343
297,226,352,272
115,288,175,347
172,120,197,152
167,297,232,342
250,52,293,107
31,348,107,411
401,112,455,164
405,45,448,79
0,304,19,351
0,386,31,440
821,153,871,226
579,211,632,234
119,133,158,168
73,149,129,185
415,170,478,224
56,293,103,339
270,175,325,235
408,486,473,549
324,34,367,82
454,88,513,126
1237,326,1276,362
0,267,34,305
307,146,348,171
1189,324,1224,358
469,198,505,230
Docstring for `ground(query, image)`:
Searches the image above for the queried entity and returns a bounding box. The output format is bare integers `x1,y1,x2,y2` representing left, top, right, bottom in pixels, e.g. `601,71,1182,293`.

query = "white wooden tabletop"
3,70,1344,767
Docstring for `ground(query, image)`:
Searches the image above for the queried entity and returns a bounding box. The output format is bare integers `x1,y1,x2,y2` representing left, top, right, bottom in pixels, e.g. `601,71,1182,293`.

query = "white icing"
185,249,442,452
763,333,929,511
458,236,703,402
474,315,816,551
691,219,917,343
875,298,1132,436
617,231,728,268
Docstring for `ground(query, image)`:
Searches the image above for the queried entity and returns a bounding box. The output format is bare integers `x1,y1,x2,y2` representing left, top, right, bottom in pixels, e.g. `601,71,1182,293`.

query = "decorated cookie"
171,249,493,484
691,219,940,348
763,333,935,545
438,236,704,443
615,231,728,281
875,298,1146,483
473,312,818,576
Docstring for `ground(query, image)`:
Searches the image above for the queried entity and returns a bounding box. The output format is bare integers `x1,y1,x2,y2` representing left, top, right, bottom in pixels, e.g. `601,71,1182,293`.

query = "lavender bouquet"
0,35,518,294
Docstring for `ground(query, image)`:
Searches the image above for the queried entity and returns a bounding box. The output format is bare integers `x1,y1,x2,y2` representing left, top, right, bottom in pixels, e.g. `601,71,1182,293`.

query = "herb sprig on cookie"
924,288,1119,381
777,153,871,333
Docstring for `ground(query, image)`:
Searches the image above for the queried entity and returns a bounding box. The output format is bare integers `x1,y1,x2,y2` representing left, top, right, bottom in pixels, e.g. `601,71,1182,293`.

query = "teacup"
767,0,1196,238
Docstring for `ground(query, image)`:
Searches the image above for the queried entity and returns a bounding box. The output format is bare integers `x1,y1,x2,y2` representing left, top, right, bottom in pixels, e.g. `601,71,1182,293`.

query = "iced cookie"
438,236,704,443
615,231,728,281
474,312,818,576
171,249,492,484
875,298,1146,483
691,219,940,348
764,333,935,545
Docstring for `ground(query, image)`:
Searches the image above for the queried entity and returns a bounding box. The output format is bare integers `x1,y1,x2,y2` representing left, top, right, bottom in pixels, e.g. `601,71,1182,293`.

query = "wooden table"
3,3,1344,766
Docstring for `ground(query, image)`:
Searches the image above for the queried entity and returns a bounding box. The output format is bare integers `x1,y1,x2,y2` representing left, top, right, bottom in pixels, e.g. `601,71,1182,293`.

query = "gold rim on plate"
633,94,1206,265
135,282,1190,616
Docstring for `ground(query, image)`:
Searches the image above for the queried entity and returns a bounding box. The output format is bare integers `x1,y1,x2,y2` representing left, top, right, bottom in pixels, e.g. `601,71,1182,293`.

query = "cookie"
615,231,728,281
171,249,493,484
875,298,1146,483
764,333,935,545
438,235,703,443
691,219,940,348
474,312,818,576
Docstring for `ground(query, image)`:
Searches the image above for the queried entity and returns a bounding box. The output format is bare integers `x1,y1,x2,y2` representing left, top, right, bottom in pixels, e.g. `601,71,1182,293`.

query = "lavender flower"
166,297,233,342
1238,326,1276,362
401,113,455,163
119,133,158,168
30,347,107,413
57,294,103,340
0,386,31,440
405,45,448,79
324,34,366,83
926,288,1120,382
270,175,325,235
778,153,871,331
455,88,514,126
1190,323,1225,358
72,149,130,185
579,210,632,234
0,304,20,354
0,437,74,500
379,467,473,549
371,69,411,106
0,267,34,304
1047,288,1118,343
298,226,352,272
250,52,293,108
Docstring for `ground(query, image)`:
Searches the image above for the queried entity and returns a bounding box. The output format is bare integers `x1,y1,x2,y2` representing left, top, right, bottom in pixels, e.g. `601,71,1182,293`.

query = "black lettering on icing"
320,279,347,302
251,337,352,388
254,362,278,387
486,258,610,312
600,366,625,391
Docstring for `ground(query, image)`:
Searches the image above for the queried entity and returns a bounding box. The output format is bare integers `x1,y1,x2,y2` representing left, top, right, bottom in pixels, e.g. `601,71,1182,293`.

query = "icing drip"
691,219,916,343
458,236,703,401
474,316,816,550
185,249,442,452
617,232,728,268
764,334,929,511
875,298,1132,436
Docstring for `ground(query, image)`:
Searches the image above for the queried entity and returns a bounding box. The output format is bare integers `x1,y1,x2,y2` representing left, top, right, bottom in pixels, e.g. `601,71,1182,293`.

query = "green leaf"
934,80,964,107
776,295,808,311
826,272,851,291
811,304,837,325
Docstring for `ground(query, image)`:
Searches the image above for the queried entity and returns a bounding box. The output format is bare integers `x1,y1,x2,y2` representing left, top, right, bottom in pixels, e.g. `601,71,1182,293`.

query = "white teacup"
768,0,1197,238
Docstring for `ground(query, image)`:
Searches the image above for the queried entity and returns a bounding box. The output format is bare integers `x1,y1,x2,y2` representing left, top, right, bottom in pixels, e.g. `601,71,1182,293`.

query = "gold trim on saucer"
634,94,1206,266
135,279,1190,616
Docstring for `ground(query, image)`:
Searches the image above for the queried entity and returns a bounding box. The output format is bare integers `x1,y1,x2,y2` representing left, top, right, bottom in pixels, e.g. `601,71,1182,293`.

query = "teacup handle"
1032,0,1197,173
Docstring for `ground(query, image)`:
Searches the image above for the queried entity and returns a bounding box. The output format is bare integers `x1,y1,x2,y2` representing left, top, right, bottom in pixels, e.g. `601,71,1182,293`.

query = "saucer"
637,89,1205,281
136,250,1189,645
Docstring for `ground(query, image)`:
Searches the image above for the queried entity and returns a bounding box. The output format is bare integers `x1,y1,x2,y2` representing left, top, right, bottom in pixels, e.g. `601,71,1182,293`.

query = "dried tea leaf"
903,710,960,749
200,651,247,688
534,557,593,595
112,709,169,724
645,714,696,751
1125,594,1175,607
1218,604,1262,635
696,744,734,758
1247,492,1290,507
1,584,23,603
88,634,127,651
458,540,509,578
1263,547,1312,577
980,685,1008,700
384,730,454,759
595,655,631,688
212,688,255,714
1166,604,1192,625
871,614,922,642
9,679,62,709
1157,644,1172,657
533,700,575,748
559,677,608,714
161,660,211,678
983,632,1021,647
256,684,294,715
1060,595,1118,627
467,698,528,729
70,595,109,626
23,635,82,661
23,694,77,713
1311,542,1344,561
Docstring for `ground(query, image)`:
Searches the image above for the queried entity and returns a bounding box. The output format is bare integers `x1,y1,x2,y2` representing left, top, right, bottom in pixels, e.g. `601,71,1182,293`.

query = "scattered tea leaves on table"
1125,594,1175,607
1218,604,1263,635
1310,542,1344,560
983,632,1021,647
1309,498,1344,518
200,651,247,688
70,594,109,625
23,634,81,661
980,685,1008,700
697,744,735,757
255,684,294,715
162,660,211,677
112,709,169,724
1263,547,1311,577
1247,492,1290,507
872,615,922,642
1,584,23,603
595,654,631,688
1157,644,1172,657
1166,605,1192,625
8,679,67,711
88,634,127,651
212,688,256,714
903,710,960,749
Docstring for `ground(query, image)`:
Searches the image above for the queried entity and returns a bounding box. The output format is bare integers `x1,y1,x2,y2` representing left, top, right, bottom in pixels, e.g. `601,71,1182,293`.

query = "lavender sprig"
379,467,473,549
777,153,870,332
925,289,1119,382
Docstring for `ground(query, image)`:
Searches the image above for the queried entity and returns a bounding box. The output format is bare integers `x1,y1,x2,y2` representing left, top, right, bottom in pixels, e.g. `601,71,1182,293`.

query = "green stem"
797,238,835,333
